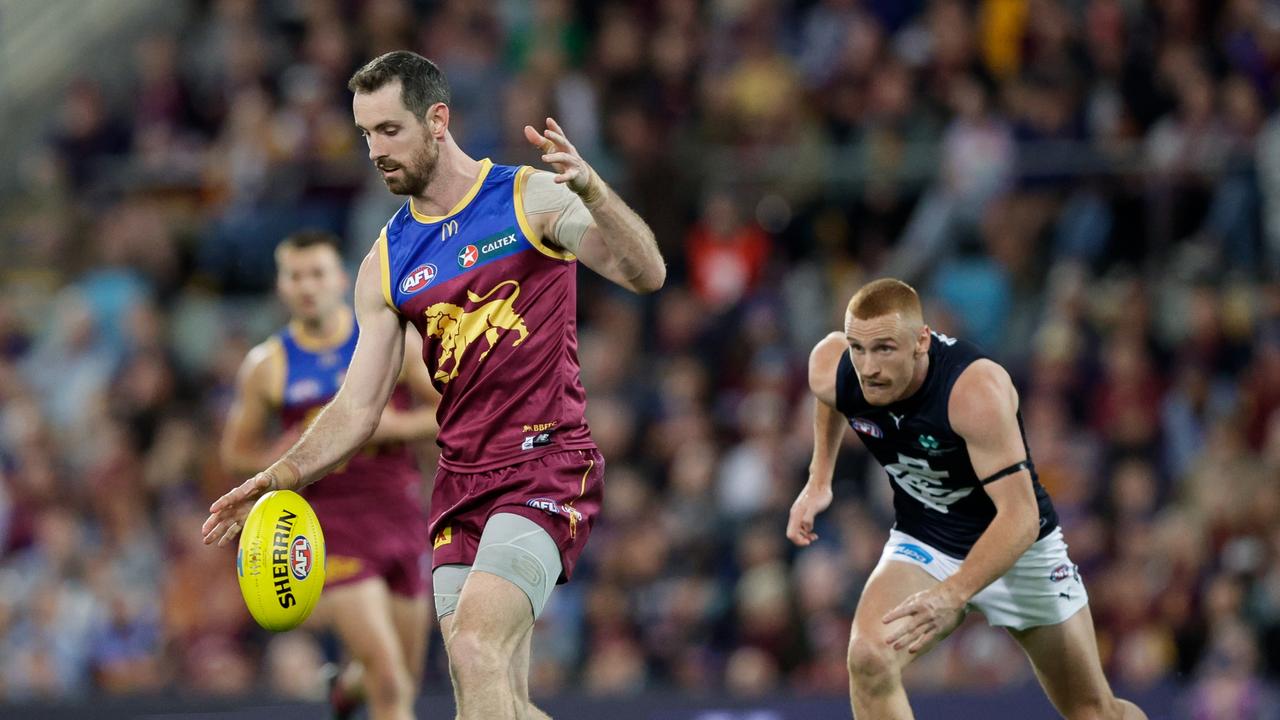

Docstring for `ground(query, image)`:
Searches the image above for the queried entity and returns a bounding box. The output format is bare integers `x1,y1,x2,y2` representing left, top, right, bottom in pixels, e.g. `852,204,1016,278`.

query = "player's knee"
364,655,414,708
847,631,899,689
447,626,508,682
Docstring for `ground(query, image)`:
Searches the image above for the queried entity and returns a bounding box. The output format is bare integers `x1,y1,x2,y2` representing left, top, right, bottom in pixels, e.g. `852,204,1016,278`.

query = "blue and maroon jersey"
378,159,595,473
276,318,421,506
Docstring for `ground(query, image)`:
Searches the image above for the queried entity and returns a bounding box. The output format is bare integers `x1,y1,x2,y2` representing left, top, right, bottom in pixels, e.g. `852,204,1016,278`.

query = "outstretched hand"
201,463,299,547
523,117,601,201
881,585,967,654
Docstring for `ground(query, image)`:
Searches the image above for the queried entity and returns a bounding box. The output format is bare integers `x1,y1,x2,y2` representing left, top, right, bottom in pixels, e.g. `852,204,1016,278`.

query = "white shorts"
878,526,1089,631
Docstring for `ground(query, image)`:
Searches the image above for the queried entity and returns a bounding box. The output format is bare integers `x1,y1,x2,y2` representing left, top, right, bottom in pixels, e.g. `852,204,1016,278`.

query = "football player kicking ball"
221,231,439,720
787,278,1146,720
204,50,665,720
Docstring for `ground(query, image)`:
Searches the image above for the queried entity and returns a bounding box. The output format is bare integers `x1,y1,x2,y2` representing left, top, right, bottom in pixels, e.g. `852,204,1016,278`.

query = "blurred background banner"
1,0,1279,717
0,683,1185,720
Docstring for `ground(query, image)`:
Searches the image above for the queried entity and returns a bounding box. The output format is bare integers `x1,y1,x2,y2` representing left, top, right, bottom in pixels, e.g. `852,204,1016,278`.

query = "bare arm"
202,247,406,545
219,339,287,477
806,331,849,487
939,359,1040,601
522,118,666,294
786,331,849,546
273,249,406,488
367,328,440,443
882,359,1039,653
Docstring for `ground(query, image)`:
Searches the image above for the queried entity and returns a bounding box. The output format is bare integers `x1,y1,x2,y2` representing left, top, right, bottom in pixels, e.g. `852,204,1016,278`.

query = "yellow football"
236,490,325,631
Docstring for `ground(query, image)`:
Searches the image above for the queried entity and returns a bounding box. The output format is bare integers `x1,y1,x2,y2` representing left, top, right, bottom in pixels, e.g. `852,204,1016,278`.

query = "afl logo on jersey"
458,245,479,268
851,418,883,438
400,264,438,294
286,379,322,404
290,536,313,580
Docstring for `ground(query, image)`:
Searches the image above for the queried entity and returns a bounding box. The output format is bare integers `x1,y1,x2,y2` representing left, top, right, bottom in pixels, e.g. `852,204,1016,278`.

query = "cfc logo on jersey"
401,264,438,294
886,454,972,514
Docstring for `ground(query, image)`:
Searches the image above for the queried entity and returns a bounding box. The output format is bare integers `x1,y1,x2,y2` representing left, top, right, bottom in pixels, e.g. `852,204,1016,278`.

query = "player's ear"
426,102,449,139
915,325,931,356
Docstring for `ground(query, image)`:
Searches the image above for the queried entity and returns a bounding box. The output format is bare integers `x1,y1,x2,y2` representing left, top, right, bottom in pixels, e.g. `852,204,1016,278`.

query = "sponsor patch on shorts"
892,543,934,565
1050,562,1077,583
526,497,583,522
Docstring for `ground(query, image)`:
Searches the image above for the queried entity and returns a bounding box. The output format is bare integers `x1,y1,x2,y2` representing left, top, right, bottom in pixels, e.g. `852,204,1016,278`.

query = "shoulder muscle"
239,337,284,406
948,359,1020,450
809,331,848,408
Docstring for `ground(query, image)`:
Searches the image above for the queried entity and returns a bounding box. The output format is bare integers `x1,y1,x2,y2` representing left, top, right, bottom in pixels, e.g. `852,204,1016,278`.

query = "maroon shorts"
429,448,605,583
308,494,430,598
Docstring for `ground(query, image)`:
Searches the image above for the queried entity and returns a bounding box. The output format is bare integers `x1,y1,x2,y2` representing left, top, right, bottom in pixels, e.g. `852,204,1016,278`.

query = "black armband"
980,460,1031,486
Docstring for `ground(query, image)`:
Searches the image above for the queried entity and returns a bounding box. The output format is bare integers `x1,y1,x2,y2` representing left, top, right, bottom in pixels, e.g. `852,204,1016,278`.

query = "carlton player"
786,279,1146,719
203,51,665,720
220,231,438,720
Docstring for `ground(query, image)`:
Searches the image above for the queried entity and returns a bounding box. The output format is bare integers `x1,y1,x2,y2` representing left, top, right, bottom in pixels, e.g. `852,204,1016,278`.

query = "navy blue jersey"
834,331,1058,558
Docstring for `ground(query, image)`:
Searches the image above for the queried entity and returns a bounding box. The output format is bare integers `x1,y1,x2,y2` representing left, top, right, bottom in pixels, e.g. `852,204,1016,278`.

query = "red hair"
846,278,923,324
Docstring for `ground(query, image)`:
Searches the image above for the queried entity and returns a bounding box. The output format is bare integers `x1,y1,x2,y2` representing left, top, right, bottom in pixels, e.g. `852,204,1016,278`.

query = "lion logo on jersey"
424,280,529,383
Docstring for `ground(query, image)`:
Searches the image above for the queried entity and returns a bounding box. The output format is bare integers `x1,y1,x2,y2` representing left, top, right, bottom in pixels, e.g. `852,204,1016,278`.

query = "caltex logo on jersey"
458,244,479,268
400,264,438,294
290,536,313,580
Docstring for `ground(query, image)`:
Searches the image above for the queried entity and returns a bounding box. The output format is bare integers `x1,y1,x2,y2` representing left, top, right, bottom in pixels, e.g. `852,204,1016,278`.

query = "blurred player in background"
204,51,665,720
220,231,439,720
787,279,1146,720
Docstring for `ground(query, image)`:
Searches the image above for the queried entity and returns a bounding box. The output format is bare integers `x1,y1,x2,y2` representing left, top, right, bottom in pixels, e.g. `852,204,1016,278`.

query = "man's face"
352,80,440,196
276,245,348,324
845,312,928,406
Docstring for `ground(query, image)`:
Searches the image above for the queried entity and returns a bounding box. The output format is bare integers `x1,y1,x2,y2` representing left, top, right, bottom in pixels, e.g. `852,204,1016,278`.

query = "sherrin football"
236,490,325,631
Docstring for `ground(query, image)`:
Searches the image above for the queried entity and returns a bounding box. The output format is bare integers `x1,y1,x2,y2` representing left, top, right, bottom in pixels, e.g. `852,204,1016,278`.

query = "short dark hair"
276,229,343,259
348,51,450,119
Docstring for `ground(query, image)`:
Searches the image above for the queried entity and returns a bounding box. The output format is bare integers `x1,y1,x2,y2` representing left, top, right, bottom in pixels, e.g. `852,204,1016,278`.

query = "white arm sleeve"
522,170,593,254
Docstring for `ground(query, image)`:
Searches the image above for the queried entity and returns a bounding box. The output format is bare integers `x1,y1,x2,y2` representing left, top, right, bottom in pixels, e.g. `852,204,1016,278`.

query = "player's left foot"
322,662,365,720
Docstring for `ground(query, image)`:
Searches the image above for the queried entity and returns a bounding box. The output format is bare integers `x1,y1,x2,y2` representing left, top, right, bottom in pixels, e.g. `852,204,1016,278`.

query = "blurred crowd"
2,0,1280,714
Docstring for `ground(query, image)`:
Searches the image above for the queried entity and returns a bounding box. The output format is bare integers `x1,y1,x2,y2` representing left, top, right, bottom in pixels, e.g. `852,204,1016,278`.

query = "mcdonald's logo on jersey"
440,219,460,243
